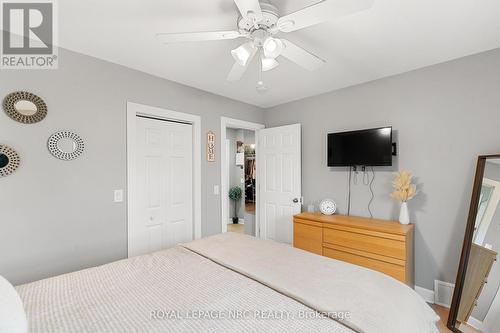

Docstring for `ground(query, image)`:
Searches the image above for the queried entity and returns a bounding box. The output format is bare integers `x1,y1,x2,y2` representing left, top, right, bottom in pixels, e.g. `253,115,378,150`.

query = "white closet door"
259,124,301,244
131,116,193,256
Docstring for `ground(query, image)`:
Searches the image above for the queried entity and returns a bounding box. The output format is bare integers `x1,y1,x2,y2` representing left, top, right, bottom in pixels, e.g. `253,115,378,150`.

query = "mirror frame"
0,144,21,178
448,154,500,332
2,91,48,124
47,130,85,161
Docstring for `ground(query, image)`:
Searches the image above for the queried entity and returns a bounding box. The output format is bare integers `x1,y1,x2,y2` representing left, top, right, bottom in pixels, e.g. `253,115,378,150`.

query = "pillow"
0,275,27,333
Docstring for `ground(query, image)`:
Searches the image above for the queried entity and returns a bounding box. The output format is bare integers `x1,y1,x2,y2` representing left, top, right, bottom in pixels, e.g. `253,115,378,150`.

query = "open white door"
259,124,301,244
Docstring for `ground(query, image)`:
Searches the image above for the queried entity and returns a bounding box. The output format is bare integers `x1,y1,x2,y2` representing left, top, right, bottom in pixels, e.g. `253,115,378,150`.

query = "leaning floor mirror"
449,155,500,333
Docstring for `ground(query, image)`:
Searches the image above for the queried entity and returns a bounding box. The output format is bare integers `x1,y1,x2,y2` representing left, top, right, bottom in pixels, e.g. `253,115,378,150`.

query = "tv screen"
328,127,393,167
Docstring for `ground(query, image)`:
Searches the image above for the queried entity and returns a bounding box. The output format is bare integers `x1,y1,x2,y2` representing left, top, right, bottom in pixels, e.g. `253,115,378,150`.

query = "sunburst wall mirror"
0,145,21,178
47,131,85,161
3,91,48,124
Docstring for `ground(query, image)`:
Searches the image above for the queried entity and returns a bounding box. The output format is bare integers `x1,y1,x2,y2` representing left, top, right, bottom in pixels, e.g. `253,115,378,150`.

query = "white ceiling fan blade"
156,30,243,43
280,39,325,71
233,0,263,21
277,0,374,33
227,48,257,81
261,54,279,72
227,62,249,81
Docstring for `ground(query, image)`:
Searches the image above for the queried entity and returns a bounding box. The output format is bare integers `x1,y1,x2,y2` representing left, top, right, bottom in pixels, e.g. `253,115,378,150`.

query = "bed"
12,233,439,333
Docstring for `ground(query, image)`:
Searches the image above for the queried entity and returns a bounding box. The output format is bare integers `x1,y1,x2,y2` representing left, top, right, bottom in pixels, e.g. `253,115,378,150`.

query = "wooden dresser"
457,244,497,323
293,212,415,286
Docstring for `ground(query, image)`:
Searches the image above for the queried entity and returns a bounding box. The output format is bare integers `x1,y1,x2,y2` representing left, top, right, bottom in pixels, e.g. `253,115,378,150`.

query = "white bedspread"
16,232,439,333
16,243,353,333
182,232,440,333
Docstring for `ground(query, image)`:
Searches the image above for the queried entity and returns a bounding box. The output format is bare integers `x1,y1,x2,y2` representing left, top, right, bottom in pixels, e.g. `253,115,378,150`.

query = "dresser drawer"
323,246,406,282
323,226,406,260
293,220,322,255
293,213,414,286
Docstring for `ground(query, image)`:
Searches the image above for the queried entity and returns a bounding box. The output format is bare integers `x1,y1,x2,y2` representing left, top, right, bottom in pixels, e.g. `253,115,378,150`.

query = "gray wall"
474,161,500,320
2,44,500,292
0,48,263,286
264,48,500,290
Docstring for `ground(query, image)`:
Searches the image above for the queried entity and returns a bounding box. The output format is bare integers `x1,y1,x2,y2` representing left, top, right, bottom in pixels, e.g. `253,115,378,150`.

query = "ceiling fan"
157,0,373,91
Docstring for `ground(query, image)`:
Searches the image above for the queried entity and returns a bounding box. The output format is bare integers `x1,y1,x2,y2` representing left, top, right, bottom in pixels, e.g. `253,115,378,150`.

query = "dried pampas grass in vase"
391,170,417,225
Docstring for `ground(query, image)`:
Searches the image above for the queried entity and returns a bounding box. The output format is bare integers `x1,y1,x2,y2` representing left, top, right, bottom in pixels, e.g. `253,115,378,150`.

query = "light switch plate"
213,185,220,195
114,189,124,203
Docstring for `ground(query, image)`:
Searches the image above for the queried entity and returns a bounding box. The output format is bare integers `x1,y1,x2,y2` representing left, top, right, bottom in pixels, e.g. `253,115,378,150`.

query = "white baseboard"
466,317,484,331
415,286,435,304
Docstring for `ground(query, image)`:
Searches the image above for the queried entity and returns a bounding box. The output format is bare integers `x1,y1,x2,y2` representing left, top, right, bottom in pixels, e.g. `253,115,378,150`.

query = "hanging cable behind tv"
347,165,376,218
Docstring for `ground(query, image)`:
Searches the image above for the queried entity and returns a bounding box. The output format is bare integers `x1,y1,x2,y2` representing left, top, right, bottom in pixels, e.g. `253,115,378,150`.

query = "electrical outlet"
114,189,124,203
213,185,220,195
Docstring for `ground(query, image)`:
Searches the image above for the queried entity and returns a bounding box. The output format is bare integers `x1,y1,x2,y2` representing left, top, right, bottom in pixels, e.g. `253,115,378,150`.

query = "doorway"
225,128,256,235
127,102,201,258
220,117,264,236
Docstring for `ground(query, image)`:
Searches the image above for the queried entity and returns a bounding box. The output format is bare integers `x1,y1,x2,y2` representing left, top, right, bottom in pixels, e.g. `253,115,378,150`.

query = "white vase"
399,202,410,225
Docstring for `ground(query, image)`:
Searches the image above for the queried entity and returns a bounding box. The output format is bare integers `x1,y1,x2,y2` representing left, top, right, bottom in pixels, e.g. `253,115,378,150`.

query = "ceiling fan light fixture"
261,54,279,72
231,42,256,67
263,37,283,58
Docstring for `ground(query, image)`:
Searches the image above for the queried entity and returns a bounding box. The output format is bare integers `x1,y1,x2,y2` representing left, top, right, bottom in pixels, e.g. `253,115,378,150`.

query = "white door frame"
220,117,265,236
127,102,201,257
474,177,500,245
483,282,500,331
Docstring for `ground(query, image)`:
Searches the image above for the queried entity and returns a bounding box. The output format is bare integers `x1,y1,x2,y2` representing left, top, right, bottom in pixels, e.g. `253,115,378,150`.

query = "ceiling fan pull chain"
257,50,263,82
256,50,268,93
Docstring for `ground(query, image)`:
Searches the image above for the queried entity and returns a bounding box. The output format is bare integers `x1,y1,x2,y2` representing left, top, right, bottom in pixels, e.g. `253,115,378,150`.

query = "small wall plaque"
207,131,216,162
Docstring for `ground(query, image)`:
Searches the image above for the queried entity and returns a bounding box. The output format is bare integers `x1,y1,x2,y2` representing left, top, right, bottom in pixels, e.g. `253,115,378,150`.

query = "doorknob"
292,198,299,203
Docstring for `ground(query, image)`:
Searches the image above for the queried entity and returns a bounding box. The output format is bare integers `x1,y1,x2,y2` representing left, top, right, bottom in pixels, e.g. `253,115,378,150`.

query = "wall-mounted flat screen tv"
328,127,393,167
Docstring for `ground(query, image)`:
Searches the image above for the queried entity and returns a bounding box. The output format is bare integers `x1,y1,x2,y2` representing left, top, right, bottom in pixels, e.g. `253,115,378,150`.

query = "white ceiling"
58,0,500,108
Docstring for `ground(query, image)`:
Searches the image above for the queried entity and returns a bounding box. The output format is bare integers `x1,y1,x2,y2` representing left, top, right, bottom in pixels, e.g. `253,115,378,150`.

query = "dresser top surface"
294,212,414,235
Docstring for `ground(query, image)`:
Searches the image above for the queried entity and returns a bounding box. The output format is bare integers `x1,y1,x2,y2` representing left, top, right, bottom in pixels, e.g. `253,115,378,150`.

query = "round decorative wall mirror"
57,138,77,153
14,100,38,116
0,153,9,168
48,131,85,161
3,91,47,124
0,145,21,178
